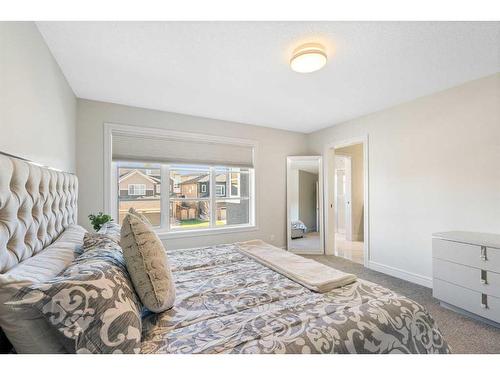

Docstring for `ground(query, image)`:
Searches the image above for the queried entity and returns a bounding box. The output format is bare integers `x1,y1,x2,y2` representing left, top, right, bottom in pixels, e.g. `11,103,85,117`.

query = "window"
215,185,225,197
214,167,250,227
116,162,255,235
128,184,146,195
118,164,161,226
106,124,257,237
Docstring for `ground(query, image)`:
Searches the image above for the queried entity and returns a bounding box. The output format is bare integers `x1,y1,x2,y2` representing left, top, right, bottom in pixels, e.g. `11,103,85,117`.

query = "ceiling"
37,22,500,133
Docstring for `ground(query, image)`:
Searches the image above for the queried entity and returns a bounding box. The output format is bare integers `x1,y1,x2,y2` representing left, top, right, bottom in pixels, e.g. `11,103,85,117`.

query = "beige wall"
336,144,364,241
0,22,76,172
76,99,308,249
308,73,500,286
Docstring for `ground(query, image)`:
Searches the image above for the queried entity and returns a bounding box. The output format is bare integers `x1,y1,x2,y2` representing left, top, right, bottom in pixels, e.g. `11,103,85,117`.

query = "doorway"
334,155,351,239
325,138,368,265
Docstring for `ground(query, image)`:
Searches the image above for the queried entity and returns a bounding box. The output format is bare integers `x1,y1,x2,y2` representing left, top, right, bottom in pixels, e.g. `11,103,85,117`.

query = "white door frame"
286,155,324,255
334,155,352,241
323,135,369,266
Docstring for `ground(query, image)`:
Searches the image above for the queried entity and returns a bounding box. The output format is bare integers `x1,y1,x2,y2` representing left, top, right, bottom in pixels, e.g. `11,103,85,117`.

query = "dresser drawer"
433,258,500,298
432,238,500,272
433,279,500,323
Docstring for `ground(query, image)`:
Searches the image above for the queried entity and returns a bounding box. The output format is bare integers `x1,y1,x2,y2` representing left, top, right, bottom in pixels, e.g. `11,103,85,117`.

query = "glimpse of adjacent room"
332,143,365,264
287,157,322,254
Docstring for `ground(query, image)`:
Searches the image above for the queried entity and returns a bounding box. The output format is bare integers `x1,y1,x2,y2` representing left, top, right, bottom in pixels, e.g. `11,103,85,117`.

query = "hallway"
334,234,364,264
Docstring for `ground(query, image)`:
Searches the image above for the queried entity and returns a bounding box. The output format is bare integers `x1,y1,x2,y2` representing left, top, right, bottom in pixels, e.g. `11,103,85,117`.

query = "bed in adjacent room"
0,153,450,354
291,220,307,239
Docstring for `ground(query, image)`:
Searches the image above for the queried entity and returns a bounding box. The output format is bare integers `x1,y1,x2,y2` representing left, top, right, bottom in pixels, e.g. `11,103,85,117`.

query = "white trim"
286,155,324,254
209,166,217,227
119,169,158,184
103,122,259,237
160,165,169,231
324,135,369,266
157,223,258,240
367,261,432,288
103,125,113,216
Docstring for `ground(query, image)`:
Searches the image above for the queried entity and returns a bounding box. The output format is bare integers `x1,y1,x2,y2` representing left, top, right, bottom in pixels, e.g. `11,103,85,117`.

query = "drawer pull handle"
480,270,488,285
480,246,487,261
481,294,488,309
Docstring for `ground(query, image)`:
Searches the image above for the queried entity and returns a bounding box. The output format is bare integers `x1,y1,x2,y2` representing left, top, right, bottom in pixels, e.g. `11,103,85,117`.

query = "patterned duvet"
141,243,450,354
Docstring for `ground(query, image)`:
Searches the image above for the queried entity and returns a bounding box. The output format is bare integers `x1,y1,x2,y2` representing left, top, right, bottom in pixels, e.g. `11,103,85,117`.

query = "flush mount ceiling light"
290,43,327,73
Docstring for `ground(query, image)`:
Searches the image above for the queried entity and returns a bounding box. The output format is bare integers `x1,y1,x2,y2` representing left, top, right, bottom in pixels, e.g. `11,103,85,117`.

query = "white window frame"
230,173,241,198
201,184,207,193
128,184,146,196
104,123,258,239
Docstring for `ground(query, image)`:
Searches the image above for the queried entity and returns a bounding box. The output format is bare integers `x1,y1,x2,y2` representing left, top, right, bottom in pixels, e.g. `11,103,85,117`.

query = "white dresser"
433,231,500,327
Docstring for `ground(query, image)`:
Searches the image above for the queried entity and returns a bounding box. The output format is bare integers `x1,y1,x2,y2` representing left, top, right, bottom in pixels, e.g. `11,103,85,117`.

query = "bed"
291,220,307,239
140,243,449,353
0,152,450,354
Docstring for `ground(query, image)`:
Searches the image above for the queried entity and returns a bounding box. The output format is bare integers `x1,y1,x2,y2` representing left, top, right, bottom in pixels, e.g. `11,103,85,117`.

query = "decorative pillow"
8,245,143,354
127,207,152,226
97,221,122,243
121,213,176,313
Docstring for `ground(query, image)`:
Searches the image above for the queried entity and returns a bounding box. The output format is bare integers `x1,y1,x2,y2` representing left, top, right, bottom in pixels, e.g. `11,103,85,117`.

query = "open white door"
334,156,352,241
325,136,369,265
344,157,352,241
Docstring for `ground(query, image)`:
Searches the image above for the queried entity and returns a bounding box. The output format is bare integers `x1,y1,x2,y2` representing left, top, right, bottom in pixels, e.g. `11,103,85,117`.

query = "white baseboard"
367,261,432,288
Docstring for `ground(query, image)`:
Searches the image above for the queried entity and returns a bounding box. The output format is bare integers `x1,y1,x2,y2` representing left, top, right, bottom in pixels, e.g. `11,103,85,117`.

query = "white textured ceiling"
37,21,500,133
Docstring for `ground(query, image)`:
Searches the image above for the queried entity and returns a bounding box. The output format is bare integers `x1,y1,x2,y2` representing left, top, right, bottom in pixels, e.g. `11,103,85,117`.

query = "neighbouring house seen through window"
119,166,161,226
128,184,146,196
116,162,254,232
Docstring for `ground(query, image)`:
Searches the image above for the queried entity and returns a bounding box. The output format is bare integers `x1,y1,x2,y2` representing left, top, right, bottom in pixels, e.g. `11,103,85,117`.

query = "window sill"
155,224,258,240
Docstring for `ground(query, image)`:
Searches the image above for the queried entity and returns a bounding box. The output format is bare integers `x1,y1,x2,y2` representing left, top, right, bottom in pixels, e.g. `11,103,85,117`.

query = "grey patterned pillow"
82,232,119,252
8,246,143,354
121,213,176,313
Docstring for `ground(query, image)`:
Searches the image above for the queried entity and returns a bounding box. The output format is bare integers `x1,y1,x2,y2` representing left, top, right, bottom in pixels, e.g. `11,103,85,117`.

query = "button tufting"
0,155,78,273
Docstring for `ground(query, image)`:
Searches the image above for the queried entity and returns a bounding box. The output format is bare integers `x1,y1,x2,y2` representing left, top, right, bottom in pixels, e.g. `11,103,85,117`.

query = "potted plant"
88,212,113,232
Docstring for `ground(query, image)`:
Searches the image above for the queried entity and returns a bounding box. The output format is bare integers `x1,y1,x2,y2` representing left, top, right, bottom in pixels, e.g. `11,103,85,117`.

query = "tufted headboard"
0,152,78,273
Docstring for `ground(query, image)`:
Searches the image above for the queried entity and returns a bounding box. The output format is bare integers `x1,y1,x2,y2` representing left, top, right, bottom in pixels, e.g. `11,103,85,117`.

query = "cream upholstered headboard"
0,153,78,273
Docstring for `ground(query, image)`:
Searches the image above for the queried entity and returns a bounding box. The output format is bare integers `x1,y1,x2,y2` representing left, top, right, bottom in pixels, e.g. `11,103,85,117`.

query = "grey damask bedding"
9,237,143,354
141,243,450,354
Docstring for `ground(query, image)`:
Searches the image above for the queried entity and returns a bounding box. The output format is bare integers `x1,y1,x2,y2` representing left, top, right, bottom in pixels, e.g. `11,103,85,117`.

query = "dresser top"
433,231,500,249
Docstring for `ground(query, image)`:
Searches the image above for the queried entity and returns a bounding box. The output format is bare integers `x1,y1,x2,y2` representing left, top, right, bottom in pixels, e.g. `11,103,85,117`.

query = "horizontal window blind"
112,133,254,168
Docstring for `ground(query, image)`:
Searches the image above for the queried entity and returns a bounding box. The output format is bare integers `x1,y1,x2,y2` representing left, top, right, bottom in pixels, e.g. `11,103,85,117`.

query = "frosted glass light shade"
290,43,327,73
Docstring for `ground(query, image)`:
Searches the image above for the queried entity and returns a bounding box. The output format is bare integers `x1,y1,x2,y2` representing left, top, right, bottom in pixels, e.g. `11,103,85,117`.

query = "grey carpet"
305,254,500,354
